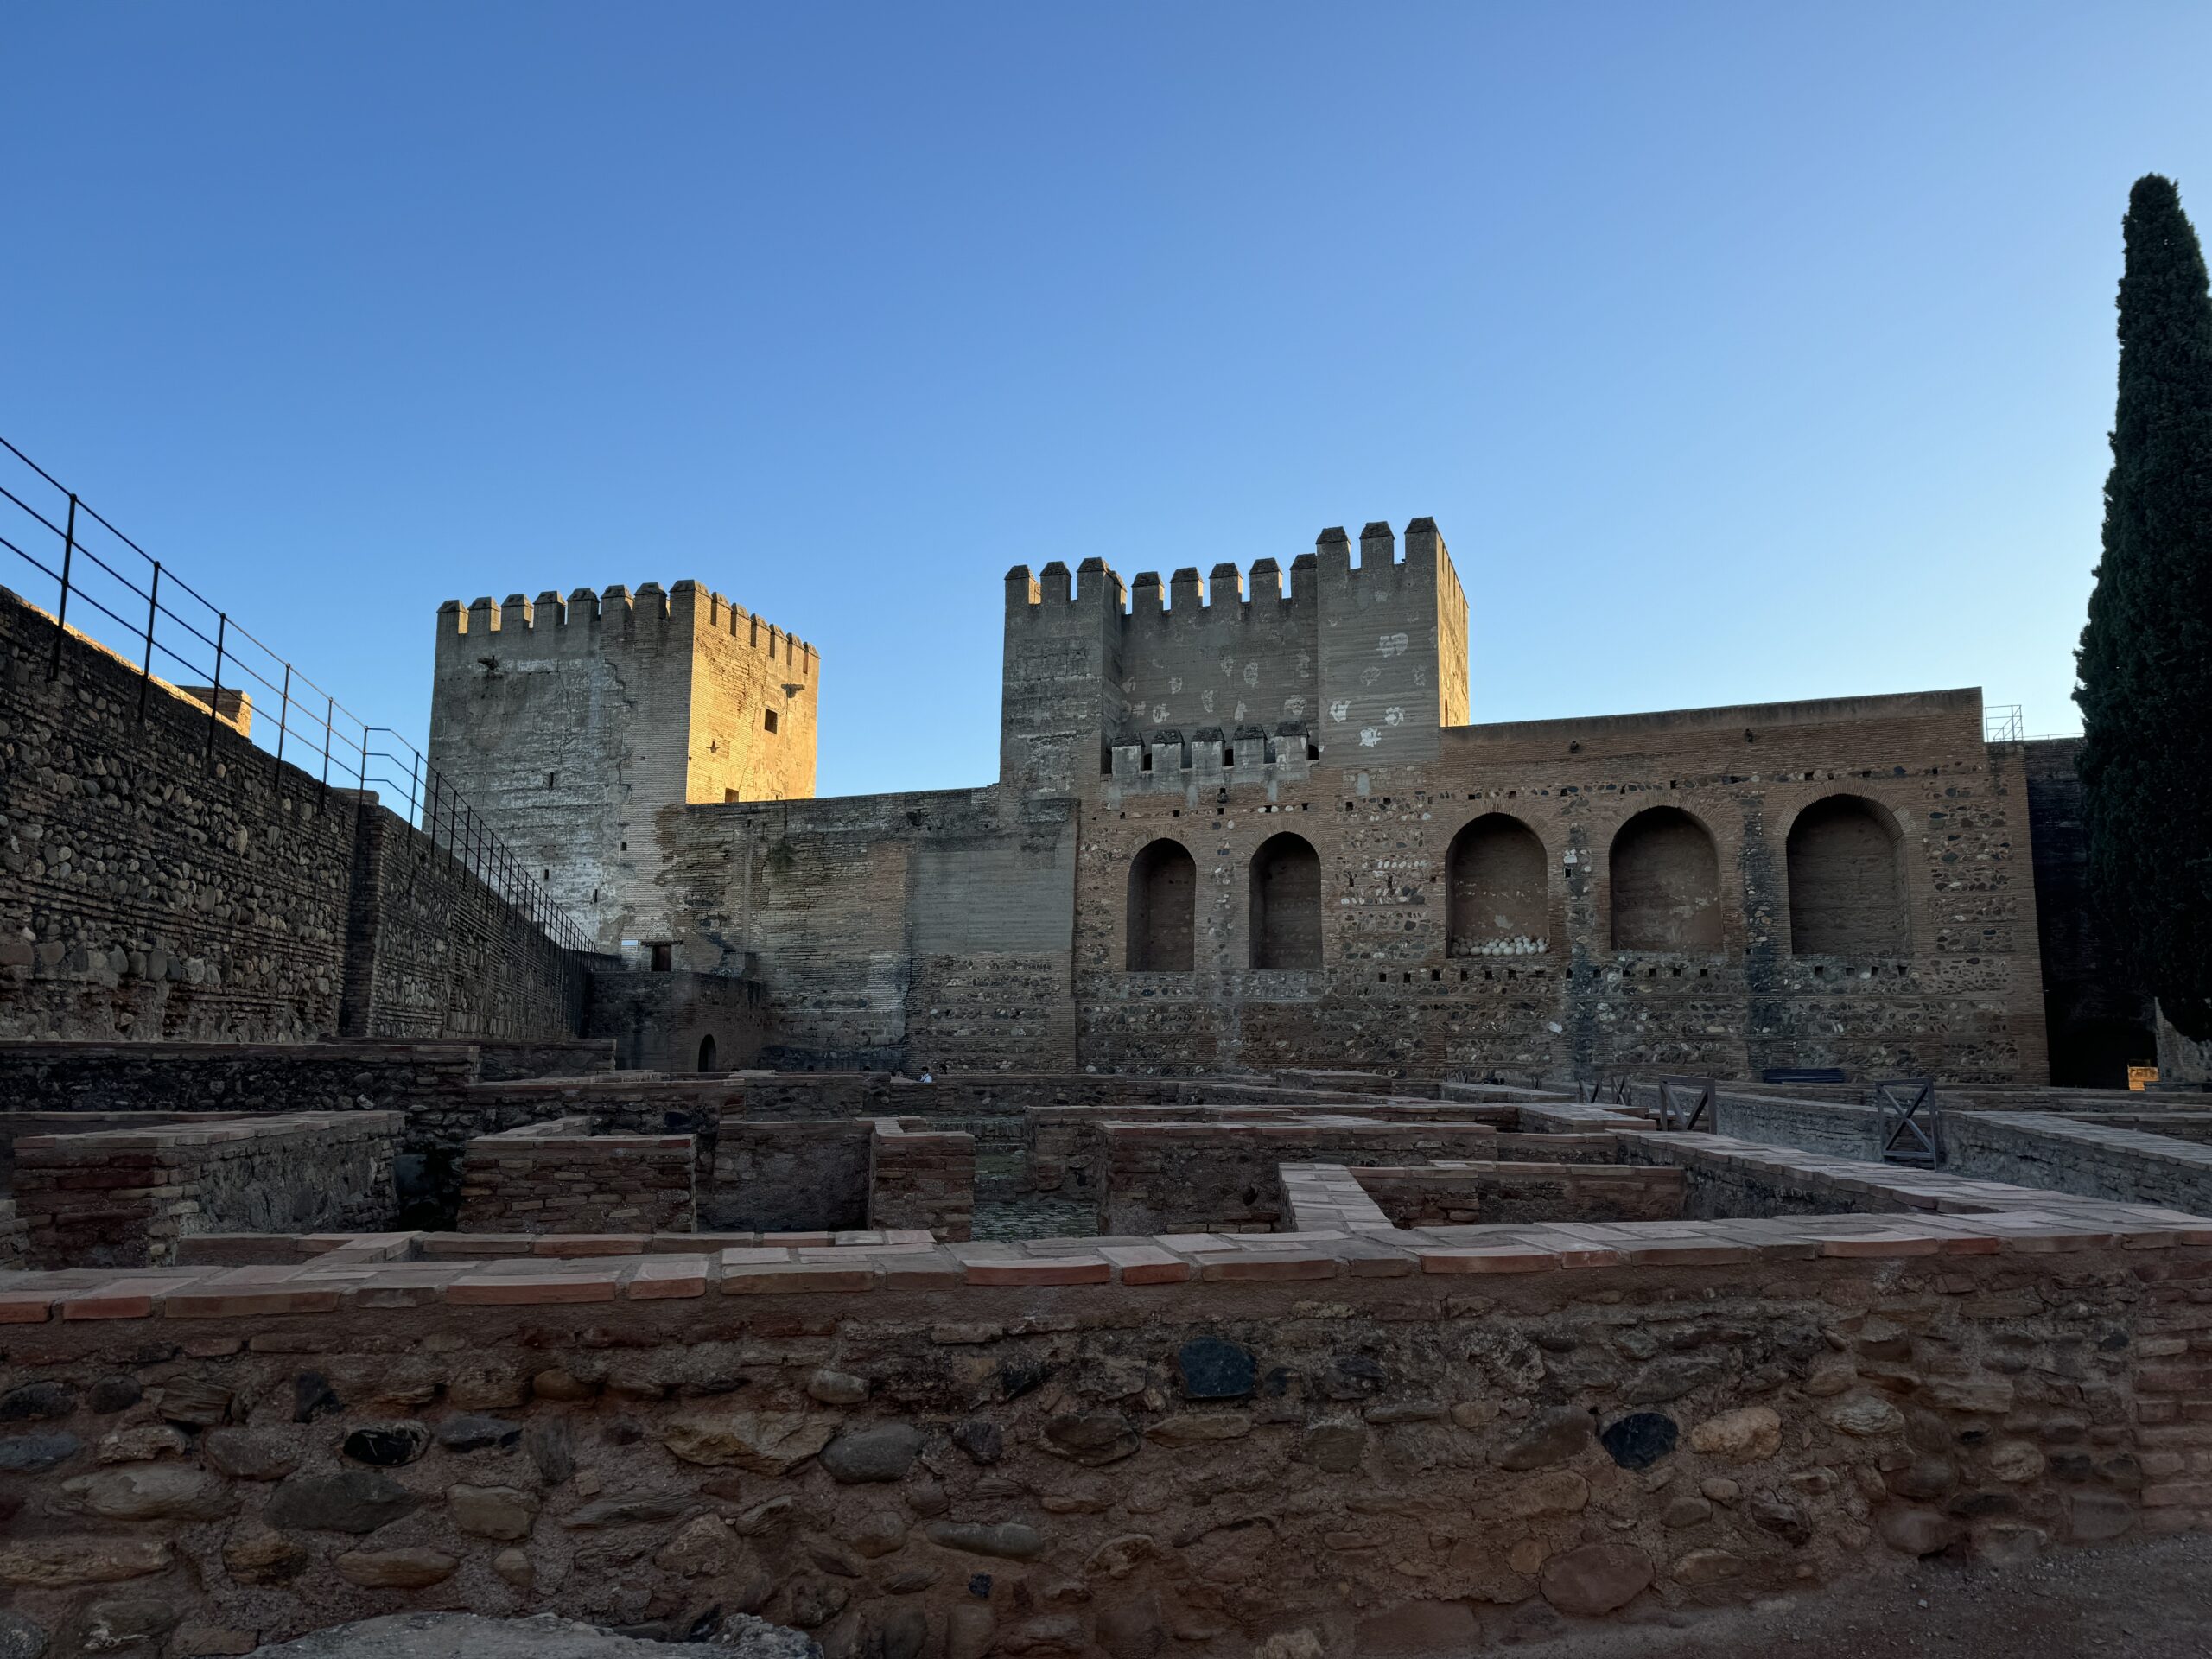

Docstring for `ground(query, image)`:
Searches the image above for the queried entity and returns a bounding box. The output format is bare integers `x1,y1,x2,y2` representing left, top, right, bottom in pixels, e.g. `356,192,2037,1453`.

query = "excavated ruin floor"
1489,1533,2212,1658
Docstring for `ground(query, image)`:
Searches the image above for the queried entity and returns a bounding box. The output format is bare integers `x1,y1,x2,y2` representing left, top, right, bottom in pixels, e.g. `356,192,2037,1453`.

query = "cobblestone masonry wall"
1,588,597,1046
10,1111,400,1268
0,1042,499,1229
1,1163,2209,1658
339,809,606,1041
650,689,2051,1081
457,1119,697,1235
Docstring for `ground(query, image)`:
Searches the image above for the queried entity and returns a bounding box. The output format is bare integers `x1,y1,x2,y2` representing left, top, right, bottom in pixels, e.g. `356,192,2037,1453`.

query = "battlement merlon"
1002,518,1460,627
435,581,818,677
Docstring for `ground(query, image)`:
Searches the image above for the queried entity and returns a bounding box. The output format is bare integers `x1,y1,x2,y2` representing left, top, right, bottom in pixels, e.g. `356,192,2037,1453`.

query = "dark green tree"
2076,174,2212,1042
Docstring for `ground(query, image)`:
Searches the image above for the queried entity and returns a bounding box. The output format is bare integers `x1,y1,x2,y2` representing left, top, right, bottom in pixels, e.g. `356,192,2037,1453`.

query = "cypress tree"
2075,175,2212,1042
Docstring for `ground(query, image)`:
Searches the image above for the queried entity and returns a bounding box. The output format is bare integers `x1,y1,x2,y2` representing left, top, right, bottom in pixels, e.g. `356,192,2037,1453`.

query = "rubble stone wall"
10,1111,401,1268
0,588,598,1046
0,1224,2204,1657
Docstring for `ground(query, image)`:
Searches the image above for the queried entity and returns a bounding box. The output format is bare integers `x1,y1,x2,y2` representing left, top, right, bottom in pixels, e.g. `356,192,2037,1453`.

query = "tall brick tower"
427,581,818,951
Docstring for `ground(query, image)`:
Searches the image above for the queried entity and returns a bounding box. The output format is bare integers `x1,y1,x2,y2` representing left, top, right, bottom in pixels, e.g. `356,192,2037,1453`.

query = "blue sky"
5,3,2209,796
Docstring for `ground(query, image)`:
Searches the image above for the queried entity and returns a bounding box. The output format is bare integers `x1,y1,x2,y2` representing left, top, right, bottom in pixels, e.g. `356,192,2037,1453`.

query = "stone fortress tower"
427,582,817,952
416,516,2113,1087
1001,518,1471,796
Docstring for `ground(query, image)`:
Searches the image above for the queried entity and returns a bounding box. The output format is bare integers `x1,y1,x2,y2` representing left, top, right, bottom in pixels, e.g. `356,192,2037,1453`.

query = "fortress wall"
655,787,1078,1075
1310,520,1465,767
339,804,601,1042
1075,688,2048,1082
0,587,359,1041
2,588,591,1047
1001,521,1469,794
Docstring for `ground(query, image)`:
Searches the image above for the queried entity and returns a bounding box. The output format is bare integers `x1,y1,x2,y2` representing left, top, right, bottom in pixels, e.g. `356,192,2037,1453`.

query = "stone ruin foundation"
5,1051,2212,1656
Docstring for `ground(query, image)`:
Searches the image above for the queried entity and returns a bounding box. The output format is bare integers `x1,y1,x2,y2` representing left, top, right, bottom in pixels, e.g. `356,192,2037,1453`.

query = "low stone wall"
0,1112,245,1196
1708,1092,1887,1160
2071,1112,2212,1147
1343,1161,1688,1228
456,1119,697,1236
472,1039,617,1083
708,1121,874,1233
0,1040,675,1230
1096,1117,1505,1235
1027,1101,1522,1198
1947,1112,2212,1214
0,1195,22,1267
867,1120,976,1243
0,1175,2209,1656
0,1039,483,1116
11,1111,401,1268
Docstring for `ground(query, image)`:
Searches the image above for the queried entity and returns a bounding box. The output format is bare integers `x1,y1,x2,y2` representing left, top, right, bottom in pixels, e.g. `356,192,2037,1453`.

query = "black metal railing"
0,435,594,955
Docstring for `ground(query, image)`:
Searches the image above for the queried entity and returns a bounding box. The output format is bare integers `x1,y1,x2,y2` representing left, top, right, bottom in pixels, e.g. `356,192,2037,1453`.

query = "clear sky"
5,3,2209,796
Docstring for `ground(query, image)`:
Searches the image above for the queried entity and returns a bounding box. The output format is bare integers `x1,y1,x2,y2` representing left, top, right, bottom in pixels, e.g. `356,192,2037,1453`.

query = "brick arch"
1126,838,1197,972
1786,794,1907,957
1446,814,1548,956
1249,831,1323,969
1609,806,1722,951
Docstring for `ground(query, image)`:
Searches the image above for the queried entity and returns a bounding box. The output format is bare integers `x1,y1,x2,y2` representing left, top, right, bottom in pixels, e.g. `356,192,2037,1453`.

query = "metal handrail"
1,435,594,956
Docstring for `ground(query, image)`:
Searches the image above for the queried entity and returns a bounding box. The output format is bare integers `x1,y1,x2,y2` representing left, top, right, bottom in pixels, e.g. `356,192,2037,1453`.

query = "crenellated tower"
427,579,818,951
1000,518,1468,795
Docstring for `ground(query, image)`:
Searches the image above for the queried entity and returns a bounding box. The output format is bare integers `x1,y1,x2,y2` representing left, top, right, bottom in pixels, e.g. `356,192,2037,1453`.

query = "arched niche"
1447,814,1548,956
1249,832,1322,969
1610,807,1722,951
1127,839,1197,971
1787,795,1907,956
